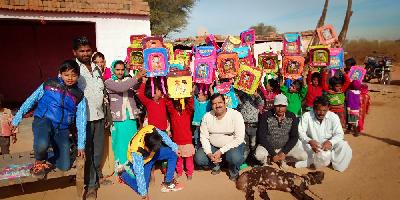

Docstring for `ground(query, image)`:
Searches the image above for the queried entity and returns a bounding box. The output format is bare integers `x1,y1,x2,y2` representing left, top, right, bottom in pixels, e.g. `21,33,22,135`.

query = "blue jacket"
12,77,87,149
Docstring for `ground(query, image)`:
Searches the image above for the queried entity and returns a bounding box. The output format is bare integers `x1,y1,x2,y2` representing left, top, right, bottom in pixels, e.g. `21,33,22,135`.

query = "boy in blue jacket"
11,60,87,177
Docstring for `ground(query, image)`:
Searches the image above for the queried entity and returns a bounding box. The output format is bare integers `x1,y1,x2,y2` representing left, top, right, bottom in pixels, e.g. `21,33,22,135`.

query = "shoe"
30,161,52,178
85,188,97,200
161,180,184,193
229,175,239,181
211,169,221,175
187,175,192,181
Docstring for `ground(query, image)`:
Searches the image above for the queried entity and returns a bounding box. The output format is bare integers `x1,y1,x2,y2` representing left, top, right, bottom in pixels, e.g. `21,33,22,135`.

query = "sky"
172,0,400,40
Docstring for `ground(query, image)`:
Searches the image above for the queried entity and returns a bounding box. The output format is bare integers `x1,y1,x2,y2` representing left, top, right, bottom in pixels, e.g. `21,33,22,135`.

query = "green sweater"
281,85,308,117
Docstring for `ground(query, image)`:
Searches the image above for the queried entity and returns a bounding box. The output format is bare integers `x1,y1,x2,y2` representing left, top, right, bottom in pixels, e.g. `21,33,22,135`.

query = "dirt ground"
1,66,399,200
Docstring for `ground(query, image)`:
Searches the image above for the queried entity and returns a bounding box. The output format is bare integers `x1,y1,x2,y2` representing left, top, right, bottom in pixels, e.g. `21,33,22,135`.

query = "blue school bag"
143,47,169,96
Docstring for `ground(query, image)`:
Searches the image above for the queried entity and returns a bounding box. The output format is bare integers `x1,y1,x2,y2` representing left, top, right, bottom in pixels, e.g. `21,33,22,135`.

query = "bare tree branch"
338,0,353,45
312,0,330,45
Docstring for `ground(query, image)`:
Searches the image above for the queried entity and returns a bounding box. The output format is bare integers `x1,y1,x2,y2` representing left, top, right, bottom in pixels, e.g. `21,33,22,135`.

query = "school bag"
217,52,239,79
316,24,338,45
127,35,146,70
143,47,169,96
222,36,241,52
240,29,256,46
309,45,330,67
142,36,164,49
174,49,192,68
234,65,262,95
258,52,279,74
167,66,192,108
282,33,302,56
205,34,220,51
328,48,344,69
193,46,216,94
282,56,305,80
348,66,366,82
165,42,175,60
214,81,239,109
232,46,254,67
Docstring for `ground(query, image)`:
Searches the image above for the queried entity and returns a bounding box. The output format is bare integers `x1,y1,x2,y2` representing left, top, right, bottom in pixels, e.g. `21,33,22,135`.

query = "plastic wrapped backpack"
193,46,217,94
143,47,169,96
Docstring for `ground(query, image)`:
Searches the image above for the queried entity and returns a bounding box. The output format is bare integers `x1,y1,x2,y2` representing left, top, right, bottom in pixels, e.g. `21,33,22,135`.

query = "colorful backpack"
222,36,241,52
328,48,344,69
258,52,279,74
217,52,239,79
127,35,146,70
282,33,302,56
282,56,305,79
142,36,164,49
169,59,185,70
143,47,169,95
232,46,254,66
165,42,175,60
240,29,256,45
167,67,192,108
174,49,192,67
215,81,231,94
234,65,262,95
309,45,330,67
348,66,366,82
205,34,220,51
214,82,239,109
317,24,338,45
193,46,216,93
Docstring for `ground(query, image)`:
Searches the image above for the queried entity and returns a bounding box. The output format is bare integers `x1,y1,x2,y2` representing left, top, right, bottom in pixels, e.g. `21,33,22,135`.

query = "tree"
145,0,196,38
312,0,329,45
250,23,277,35
338,0,353,45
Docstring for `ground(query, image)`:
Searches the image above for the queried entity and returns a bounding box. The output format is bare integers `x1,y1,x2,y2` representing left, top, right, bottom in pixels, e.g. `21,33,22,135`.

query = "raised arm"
104,77,138,93
12,84,44,126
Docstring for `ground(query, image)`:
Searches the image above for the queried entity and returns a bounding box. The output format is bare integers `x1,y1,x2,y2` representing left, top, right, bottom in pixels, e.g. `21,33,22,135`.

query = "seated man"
255,94,307,167
194,93,245,181
119,125,183,200
296,96,352,172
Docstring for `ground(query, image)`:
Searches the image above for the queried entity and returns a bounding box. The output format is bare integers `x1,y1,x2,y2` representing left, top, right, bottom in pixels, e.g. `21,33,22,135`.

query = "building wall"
0,10,151,65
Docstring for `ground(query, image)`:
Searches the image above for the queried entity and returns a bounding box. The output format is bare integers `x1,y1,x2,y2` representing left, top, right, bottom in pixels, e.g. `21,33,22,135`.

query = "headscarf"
351,80,361,90
110,60,127,81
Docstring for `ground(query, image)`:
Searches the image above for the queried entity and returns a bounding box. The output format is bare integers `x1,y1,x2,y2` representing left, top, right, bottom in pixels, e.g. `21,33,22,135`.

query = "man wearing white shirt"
73,37,105,199
296,96,352,172
194,93,245,181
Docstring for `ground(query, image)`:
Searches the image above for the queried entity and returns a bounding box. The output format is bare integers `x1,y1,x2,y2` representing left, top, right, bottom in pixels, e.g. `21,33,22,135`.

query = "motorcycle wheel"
381,72,391,85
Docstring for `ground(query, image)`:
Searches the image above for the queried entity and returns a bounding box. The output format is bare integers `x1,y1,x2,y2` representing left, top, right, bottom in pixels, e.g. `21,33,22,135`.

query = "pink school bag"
282,33,302,56
193,46,217,94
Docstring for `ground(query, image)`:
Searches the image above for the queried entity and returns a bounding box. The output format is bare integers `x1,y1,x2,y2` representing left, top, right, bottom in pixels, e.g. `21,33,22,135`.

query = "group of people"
1,36,371,200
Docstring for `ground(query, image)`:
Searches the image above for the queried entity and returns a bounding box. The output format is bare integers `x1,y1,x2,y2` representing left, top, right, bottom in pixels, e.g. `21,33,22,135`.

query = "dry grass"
344,39,400,64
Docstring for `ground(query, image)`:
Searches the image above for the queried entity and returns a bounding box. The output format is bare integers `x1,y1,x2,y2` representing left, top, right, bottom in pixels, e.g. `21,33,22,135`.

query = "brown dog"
236,166,324,200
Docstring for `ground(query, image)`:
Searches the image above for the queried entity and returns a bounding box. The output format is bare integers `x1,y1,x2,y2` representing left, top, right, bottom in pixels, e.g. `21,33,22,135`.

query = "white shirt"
200,108,245,154
76,59,105,121
298,111,344,146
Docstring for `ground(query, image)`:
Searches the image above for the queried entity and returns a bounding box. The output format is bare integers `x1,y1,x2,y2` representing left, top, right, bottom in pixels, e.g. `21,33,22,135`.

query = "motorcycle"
364,56,392,85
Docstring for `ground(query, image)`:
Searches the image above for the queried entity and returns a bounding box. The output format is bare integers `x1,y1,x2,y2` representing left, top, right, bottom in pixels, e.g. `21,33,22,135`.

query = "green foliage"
250,23,277,35
145,0,196,37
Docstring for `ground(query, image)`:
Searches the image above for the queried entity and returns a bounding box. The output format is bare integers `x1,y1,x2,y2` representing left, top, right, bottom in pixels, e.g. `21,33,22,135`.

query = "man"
194,93,245,181
73,36,105,199
120,125,183,200
296,96,352,172
255,94,307,167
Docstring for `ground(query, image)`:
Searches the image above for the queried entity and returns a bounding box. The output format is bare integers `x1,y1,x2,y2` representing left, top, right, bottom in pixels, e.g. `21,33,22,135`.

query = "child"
192,86,211,149
0,98,17,155
322,68,350,128
346,80,362,136
237,90,264,162
260,78,280,112
104,60,145,172
11,60,86,176
166,97,195,180
280,79,308,117
92,52,112,80
304,70,323,111
358,84,370,133
137,78,168,131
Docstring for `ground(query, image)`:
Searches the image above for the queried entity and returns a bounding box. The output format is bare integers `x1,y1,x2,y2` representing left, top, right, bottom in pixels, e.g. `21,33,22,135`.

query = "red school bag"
217,52,239,79
127,34,146,70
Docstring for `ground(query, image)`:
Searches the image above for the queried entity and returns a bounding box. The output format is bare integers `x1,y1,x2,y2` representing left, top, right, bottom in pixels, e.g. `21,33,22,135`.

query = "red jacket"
166,98,194,145
305,71,323,107
137,83,168,130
